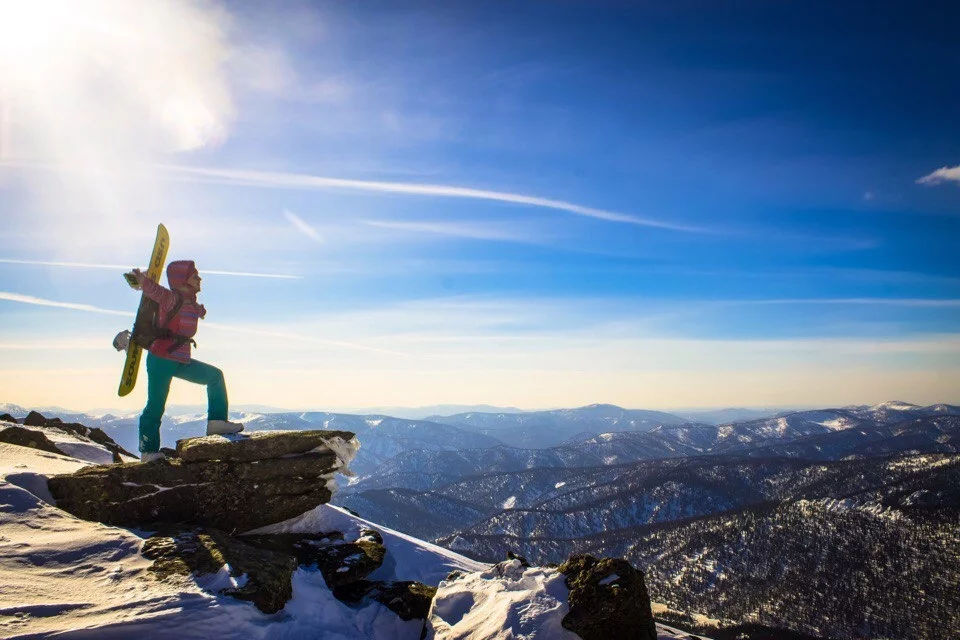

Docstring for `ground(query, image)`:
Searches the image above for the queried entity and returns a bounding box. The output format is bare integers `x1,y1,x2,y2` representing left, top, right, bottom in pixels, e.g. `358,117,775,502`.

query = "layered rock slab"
48,430,356,531
177,429,356,463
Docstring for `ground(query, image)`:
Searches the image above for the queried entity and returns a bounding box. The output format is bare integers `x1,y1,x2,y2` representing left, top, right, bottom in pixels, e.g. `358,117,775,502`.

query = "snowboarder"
127,260,243,463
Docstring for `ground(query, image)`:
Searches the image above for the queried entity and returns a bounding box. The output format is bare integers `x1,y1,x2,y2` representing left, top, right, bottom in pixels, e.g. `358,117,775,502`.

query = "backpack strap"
161,292,184,329
159,292,197,354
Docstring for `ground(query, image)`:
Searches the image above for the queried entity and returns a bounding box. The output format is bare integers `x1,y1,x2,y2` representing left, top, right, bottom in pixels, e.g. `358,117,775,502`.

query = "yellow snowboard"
118,224,169,396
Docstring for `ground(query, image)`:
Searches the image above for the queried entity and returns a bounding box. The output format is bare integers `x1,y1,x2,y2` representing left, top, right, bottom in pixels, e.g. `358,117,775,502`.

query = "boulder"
176,429,356,463
23,410,47,426
47,429,354,531
558,554,658,640
0,425,66,456
333,580,437,621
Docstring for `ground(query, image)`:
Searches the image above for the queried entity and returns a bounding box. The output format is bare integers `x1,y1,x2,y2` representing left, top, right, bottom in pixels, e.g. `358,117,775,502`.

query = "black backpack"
131,292,195,353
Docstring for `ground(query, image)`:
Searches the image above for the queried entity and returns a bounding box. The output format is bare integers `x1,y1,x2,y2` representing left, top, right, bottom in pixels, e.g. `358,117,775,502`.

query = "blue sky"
0,1,958,410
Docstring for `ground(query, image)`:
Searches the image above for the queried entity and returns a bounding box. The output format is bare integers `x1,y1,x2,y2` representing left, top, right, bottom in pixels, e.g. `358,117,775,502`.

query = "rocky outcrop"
6,410,136,459
43,426,440,622
335,580,438,621
140,524,438,618
558,554,658,640
48,430,357,531
23,410,48,426
143,527,299,614
241,528,386,587
177,429,354,463
0,425,66,455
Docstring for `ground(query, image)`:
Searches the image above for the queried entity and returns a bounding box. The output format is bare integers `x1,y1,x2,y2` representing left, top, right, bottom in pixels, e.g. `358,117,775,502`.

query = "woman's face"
187,272,202,292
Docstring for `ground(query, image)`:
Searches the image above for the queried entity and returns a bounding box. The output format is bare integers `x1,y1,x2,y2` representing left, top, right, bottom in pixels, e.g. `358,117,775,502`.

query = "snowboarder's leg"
138,353,178,453
173,358,229,421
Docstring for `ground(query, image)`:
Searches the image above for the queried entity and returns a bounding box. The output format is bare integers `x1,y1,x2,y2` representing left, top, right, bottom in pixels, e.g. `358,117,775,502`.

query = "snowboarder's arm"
130,268,176,306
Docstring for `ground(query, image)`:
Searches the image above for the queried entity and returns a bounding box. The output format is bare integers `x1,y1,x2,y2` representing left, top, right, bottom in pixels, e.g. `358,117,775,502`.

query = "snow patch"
427,560,579,640
886,455,955,472
245,504,486,584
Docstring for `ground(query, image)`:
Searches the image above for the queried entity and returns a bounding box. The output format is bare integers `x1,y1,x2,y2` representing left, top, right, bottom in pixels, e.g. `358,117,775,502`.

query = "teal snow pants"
138,352,228,453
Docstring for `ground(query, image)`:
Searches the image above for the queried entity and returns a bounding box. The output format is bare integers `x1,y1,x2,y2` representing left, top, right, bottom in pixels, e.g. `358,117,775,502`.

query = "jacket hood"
166,260,198,293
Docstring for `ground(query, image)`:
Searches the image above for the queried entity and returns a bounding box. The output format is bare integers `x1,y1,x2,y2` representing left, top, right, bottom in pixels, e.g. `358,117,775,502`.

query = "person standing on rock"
127,260,243,463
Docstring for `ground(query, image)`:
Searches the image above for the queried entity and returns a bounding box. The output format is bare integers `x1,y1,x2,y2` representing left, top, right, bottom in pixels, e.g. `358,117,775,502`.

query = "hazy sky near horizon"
1,0,958,412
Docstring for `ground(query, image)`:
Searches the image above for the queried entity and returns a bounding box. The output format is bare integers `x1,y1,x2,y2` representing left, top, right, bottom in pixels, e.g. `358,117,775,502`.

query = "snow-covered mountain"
0,410,714,640
341,409,960,501
437,453,960,640
15,409,508,478
426,403,688,448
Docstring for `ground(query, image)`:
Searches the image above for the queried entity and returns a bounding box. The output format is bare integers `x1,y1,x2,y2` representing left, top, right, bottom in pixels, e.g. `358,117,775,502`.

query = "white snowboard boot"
207,419,244,436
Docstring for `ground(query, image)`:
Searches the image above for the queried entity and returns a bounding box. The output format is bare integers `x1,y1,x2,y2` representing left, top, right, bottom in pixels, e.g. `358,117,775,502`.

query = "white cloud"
0,291,132,317
916,165,960,186
159,164,709,233
0,339,104,351
0,289,399,356
284,210,324,243
362,219,529,242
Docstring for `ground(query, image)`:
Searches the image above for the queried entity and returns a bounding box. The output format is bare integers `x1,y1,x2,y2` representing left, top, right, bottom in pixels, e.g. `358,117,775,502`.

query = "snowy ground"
0,437,479,639
0,434,703,639
426,557,711,640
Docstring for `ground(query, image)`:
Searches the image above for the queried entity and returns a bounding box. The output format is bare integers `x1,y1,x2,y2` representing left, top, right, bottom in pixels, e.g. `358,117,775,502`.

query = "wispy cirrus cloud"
730,297,960,308
362,219,531,242
0,258,301,279
0,291,132,317
159,164,708,233
917,165,960,186
0,289,401,356
284,210,324,243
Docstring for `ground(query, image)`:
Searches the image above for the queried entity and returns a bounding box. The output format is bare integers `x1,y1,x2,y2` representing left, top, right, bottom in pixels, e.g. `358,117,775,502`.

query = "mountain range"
3,399,957,639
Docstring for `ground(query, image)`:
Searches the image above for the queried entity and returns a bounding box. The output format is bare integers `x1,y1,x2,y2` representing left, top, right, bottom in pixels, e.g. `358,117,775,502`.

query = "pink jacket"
140,260,206,363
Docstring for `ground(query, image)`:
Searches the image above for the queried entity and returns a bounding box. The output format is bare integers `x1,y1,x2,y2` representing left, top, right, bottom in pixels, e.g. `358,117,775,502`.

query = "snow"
246,504,487,585
0,417,712,640
426,559,713,640
309,434,361,479
0,439,482,639
502,495,517,509
816,417,850,431
870,401,918,411
597,573,619,586
886,454,955,472
426,559,579,640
